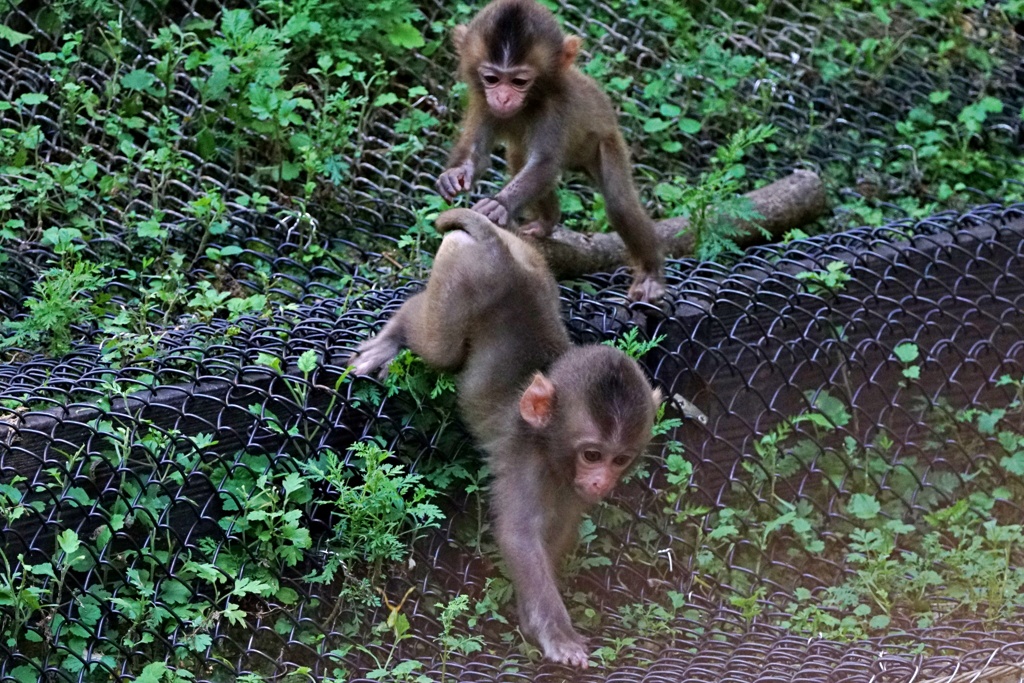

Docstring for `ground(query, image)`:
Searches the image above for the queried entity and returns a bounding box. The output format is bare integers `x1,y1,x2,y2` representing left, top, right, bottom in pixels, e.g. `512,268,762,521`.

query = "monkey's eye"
612,454,632,467
511,77,530,88
583,449,602,463
481,74,500,86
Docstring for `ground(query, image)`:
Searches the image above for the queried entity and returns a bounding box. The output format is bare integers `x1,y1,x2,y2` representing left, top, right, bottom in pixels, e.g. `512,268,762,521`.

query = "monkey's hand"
628,272,666,304
537,628,590,669
437,164,474,201
347,336,401,379
471,197,510,227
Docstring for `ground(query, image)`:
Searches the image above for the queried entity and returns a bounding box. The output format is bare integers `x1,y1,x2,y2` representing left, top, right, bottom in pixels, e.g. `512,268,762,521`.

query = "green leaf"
160,579,192,605
893,343,919,363
78,601,102,626
221,9,254,38
387,23,425,49
57,529,81,557
255,353,282,372
678,118,702,134
928,90,950,104
28,563,56,579
654,182,683,201
708,523,738,540
848,493,880,520
979,96,1004,113
277,586,299,604
298,348,319,374
11,666,39,683
138,662,168,683
121,69,157,92
806,390,851,428
0,25,32,47
138,220,166,240
643,118,671,133
19,93,48,106
196,128,217,159
282,472,308,501
190,632,213,652
977,408,1005,435
869,614,891,630
659,103,681,117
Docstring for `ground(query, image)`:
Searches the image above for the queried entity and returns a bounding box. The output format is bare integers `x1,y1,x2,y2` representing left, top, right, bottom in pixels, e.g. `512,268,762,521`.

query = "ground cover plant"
0,0,1021,361
1,0,1024,680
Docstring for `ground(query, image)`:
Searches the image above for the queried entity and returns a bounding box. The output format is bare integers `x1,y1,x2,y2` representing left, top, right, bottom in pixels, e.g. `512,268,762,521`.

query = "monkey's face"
572,439,638,505
478,65,536,118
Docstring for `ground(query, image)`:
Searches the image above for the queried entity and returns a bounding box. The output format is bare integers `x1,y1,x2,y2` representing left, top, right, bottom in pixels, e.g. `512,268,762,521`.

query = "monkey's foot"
628,274,666,304
519,220,554,239
347,338,401,379
471,197,510,227
539,630,590,669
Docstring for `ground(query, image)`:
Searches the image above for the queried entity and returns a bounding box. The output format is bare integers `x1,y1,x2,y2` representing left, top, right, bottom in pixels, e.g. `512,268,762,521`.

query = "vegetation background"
0,0,1023,681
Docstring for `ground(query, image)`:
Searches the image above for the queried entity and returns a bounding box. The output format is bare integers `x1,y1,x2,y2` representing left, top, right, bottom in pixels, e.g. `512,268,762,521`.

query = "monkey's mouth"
491,105,521,119
574,486,606,506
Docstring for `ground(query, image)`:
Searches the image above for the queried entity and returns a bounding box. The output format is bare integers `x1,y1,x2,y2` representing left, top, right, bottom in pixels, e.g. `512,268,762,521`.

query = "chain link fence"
2,0,1024,681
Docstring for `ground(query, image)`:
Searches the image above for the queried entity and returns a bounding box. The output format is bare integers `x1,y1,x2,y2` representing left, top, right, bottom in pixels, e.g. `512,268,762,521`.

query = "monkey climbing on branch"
349,208,661,668
437,0,666,304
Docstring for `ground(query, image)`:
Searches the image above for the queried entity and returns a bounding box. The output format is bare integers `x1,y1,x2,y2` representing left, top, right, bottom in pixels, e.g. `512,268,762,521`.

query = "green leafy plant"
0,259,112,356
303,439,444,618
655,125,776,261
796,260,852,297
437,594,484,682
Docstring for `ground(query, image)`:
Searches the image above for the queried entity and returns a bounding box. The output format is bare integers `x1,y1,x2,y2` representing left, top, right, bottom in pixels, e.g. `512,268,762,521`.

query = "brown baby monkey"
437,0,666,303
349,208,660,667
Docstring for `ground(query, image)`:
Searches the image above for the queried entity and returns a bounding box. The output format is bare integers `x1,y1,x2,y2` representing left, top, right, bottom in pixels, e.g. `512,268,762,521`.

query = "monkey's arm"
439,106,495,201
475,117,565,228
492,462,590,668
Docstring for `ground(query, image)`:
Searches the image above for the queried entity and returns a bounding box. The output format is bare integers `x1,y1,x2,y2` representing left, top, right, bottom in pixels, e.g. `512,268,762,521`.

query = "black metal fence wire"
2,0,1024,681
3,203,1024,682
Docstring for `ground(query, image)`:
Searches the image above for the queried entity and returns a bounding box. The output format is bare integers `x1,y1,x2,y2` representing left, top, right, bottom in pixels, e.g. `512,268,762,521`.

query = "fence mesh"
2,0,1024,681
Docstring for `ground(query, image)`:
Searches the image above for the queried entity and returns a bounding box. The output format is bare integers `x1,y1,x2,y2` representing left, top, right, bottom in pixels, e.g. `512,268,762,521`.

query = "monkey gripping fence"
2,0,1024,681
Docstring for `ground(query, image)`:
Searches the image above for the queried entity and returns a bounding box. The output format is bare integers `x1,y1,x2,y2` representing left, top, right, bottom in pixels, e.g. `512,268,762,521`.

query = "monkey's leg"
348,294,424,378
402,217,513,371
519,189,560,239
405,273,475,372
350,274,474,377
595,137,666,303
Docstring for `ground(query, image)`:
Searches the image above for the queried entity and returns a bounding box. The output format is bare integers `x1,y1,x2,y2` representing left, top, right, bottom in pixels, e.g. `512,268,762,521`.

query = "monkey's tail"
435,208,501,243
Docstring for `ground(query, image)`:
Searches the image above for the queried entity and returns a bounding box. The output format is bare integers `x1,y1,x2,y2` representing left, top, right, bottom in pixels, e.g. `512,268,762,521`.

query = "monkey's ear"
561,35,582,70
452,24,469,53
520,372,556,428
651,387,664,409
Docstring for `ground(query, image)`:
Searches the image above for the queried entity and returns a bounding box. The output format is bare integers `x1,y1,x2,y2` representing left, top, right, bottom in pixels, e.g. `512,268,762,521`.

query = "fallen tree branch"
535,170,828,278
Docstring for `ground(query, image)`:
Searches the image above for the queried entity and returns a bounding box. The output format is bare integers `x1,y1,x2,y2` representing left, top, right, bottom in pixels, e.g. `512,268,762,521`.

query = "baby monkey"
349,208,660,668
438,0,666,303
